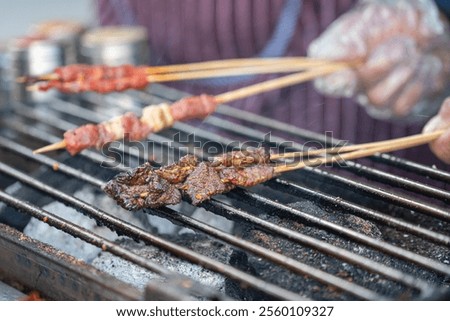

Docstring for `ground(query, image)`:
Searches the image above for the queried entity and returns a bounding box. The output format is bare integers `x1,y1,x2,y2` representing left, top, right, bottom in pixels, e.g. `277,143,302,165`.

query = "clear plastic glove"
422,97,450,164
308,0,450,120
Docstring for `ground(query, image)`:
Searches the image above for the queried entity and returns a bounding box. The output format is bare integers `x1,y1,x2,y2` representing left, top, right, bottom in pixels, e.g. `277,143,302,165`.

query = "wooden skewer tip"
33,140,66,154
26,84,40,92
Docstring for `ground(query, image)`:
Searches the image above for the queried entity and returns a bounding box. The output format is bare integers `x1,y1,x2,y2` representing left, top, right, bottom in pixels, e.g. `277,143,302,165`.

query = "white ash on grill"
92,235,233,297
23,185,150,262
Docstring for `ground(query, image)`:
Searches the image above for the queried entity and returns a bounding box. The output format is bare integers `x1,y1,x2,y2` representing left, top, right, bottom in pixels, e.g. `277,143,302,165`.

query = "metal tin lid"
7,36,64,103
30,20,86,41
81,26,147,47
30,20,86,65
81,26,149,66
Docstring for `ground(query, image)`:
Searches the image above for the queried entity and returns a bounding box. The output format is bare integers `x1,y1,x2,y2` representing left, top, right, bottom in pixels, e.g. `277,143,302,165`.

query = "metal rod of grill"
152,203,433,294
225,190,450,276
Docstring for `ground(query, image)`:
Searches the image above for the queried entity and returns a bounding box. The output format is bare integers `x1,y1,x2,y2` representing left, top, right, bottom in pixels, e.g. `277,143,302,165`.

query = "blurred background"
0,0,92,43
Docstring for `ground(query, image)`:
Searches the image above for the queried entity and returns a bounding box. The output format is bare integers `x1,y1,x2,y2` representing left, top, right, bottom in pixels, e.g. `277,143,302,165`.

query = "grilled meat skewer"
35,95,217,155
103,148,275,210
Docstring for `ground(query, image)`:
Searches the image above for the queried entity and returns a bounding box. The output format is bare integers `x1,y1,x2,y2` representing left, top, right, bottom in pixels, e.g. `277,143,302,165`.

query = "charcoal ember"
210,148,270,167
156,155,199,183
182,163,233,205
23,185,149,262
92,235,233,298
225,250,275,300
103,163,181,210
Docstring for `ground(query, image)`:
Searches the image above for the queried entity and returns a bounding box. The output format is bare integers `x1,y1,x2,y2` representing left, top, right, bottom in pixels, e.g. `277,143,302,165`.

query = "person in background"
96,0,450,166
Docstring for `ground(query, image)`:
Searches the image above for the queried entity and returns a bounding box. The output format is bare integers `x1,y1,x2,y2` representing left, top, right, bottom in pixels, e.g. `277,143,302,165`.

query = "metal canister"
80,26,149,66
7,36,65,103
30,20,86,65
0,44,8,109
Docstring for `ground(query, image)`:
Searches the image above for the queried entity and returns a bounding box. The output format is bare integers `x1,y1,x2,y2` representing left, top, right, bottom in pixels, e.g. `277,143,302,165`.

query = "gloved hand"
308,0,450,119
423,97,450,164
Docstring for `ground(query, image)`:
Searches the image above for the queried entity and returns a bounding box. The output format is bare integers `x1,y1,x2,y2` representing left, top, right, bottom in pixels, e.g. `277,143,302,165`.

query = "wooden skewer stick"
270,129,448,160
274,129,446,173
145,61,335,82
214,63,347,104
146,57,331,74
17,74,59,83
32,140,67,154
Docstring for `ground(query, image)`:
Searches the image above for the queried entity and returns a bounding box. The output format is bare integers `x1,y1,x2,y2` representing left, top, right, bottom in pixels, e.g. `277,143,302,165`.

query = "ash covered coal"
92,234,235,298
228,200,448,300
23,185,150,262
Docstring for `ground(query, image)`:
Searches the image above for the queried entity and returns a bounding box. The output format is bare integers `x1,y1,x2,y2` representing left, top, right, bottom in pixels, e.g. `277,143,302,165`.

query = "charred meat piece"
104,149,276,210
210,147,270,167
103,163,181,210
155,155,199,183
182,162,234,205
220,165,275,187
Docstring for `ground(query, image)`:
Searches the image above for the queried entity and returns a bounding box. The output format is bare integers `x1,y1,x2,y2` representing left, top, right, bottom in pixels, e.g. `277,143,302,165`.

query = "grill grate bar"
301,167,450,221
374,153,450,183
0,190,230,300
0,162,307,301
227,189,450,277
155,201,434,294
0,139,445,298
148,207,388,300
0,136,105,187
269,178,450,246
340,162,450,203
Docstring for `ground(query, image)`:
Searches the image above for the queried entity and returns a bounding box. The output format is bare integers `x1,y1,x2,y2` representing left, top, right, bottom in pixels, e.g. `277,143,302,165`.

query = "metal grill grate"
0,84,449,300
